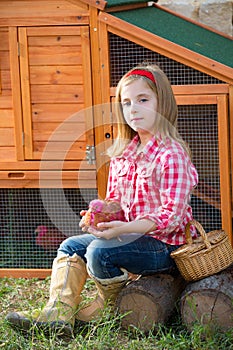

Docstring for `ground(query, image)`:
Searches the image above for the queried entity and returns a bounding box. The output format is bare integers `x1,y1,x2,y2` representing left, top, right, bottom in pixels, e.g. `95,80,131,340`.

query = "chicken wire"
178,104,221,232
109,33,224,86
0,188,97,268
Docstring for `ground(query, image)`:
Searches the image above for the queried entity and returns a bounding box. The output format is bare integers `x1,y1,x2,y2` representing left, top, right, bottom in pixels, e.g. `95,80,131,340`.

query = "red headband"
125,69,156,84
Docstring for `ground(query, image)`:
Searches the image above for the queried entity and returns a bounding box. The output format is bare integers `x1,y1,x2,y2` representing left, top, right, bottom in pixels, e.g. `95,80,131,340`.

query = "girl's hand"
79,210,89,232
86,219,156,239
87,221,125,240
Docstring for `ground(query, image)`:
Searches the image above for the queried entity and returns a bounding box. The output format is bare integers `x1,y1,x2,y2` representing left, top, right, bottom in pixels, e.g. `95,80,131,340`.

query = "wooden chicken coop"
0,0,233,277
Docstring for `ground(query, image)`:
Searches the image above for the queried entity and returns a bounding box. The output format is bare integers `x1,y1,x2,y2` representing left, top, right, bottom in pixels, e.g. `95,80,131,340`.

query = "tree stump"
116,273,186,332
180,264,233,331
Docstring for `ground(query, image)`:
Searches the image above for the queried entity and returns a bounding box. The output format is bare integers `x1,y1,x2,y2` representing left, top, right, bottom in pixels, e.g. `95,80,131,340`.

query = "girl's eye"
139,98,148,103
122,101,131,107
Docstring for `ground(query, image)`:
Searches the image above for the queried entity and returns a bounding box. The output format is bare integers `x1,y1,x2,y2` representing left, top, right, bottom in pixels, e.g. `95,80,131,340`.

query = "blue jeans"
58,233,179,280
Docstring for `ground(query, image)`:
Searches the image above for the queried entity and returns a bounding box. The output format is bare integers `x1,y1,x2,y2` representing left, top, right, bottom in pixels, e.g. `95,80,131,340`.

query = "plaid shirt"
106,135,198,245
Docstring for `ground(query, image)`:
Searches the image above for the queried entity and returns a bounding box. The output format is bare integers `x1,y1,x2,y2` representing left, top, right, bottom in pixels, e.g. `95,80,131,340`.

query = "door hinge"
86,145,96,165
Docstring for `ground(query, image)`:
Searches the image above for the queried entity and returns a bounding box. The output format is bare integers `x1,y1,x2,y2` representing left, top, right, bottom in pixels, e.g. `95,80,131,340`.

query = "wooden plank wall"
0,28,16,162
0,0,89,26
0,1,97,189
19,26,89,161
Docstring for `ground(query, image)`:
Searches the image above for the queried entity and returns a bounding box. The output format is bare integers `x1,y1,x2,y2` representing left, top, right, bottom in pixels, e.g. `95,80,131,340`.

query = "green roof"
111,6,233,68
106,0,148,8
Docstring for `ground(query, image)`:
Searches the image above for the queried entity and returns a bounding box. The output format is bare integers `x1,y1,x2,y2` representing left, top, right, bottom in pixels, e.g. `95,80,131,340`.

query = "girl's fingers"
97,222,111,228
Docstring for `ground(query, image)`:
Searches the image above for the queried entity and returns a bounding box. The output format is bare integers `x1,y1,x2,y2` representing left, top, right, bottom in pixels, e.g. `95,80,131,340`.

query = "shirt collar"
120,134,162,162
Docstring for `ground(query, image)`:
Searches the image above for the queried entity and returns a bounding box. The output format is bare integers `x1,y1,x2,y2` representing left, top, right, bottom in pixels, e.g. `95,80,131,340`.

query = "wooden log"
180,264,233,331
116,273,186,332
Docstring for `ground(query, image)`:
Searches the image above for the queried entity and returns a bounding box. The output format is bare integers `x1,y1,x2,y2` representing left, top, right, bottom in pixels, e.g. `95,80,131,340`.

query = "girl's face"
121,79,158,142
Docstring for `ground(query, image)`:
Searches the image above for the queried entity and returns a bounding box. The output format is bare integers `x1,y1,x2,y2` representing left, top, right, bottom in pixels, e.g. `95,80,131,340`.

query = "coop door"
111,93,231,237
18,26,94,163
176,94,231,237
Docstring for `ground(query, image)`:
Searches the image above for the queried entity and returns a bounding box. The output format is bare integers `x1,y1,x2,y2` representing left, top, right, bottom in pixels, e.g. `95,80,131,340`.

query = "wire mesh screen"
178,104,221,232
0,188,97,268
109,33,224,86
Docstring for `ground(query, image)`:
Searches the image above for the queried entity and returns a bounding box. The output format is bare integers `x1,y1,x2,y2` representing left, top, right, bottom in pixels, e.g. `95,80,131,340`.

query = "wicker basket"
170,220,233,281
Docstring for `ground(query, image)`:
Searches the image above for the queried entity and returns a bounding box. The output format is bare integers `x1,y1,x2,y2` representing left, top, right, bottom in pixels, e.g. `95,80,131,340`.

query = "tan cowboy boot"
76,268,128,322
6,253,87,339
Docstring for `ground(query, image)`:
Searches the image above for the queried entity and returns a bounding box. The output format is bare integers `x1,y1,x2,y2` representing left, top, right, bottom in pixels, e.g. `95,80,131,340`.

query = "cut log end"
116,273,186,332
117,290,160,331
181,264,233,331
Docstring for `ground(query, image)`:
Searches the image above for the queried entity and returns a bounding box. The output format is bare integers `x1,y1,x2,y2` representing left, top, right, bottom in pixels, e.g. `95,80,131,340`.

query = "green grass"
0,277,232,349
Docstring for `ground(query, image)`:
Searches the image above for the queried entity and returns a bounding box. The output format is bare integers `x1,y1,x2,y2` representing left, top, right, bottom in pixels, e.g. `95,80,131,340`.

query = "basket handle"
185,220,211,249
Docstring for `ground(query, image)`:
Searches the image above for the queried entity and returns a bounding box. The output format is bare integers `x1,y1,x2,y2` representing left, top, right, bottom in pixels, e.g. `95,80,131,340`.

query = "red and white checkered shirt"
105,134,198,245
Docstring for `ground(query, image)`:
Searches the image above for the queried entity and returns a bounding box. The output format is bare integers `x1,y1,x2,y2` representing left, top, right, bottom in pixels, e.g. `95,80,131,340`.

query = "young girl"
6,64,198,339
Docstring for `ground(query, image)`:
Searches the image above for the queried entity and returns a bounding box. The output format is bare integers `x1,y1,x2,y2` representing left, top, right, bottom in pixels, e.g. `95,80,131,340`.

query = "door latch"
86,145,96,165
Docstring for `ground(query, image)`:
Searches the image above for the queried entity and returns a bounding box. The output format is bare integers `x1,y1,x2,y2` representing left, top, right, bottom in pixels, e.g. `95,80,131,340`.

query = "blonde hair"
107,64,190,157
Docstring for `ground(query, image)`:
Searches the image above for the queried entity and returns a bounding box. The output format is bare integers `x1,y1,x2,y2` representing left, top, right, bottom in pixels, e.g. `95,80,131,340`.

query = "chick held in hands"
83,199,125,230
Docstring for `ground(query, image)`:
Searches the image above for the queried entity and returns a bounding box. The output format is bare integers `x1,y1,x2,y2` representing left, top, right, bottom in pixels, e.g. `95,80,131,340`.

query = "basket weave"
170,220,233,281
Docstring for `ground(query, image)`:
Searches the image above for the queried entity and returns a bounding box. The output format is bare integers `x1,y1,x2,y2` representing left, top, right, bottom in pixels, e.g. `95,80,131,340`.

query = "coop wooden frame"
0,0,232,278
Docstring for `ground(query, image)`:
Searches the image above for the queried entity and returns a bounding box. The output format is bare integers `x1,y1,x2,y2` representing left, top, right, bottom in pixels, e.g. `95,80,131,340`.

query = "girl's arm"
141,152,198,234
87,219,156,240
